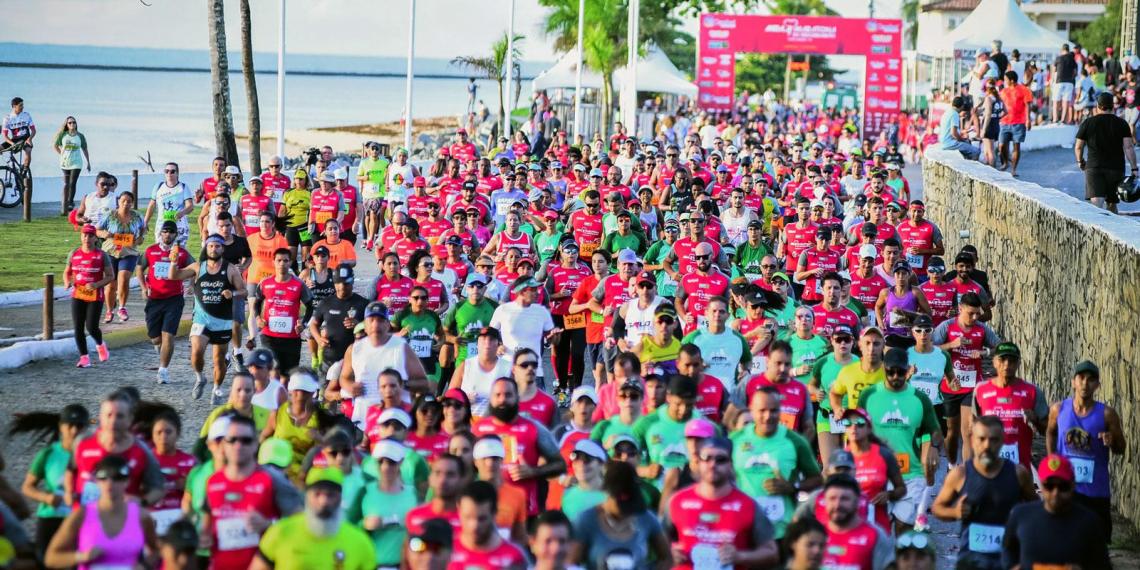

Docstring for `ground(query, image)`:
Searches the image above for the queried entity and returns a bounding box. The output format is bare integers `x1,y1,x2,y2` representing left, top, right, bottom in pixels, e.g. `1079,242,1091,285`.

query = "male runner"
137,221,193,385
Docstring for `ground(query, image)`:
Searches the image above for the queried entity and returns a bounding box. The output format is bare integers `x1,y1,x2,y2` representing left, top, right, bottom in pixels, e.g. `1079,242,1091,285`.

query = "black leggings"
61,168,80,210
71,298,104,355
552,316,586,390
34,516,64,569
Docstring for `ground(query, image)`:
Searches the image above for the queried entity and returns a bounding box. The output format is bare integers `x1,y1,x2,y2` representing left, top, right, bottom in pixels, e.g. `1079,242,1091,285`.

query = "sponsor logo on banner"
872,34,893,42
708,40,729,48
887,59,900,69
884,85,899,93
703,15,738,29
709,29,731,39
699,80,715,87
716,81,732,88
762,18,839,42
869,60,885,70
702,56,718,65
886,74,899,82
867,85,881,92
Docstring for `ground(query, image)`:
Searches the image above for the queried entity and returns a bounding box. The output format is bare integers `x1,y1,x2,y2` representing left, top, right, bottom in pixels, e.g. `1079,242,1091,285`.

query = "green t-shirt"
728,424,820,539
445,299,498,363
811,354,859,414
562,485,607,523
29,443,71,518
601,231,648,256
259,512,376,570
634,407,701,471
392,308,442,360
357,157,390,199
681,328,751,391
357,484,419,566
534,230,567,264
361,453,429,498
782,333,829,384
846,298,868,319
737,241,772,280
764,301,798,332
590,417,638,452
857,383,940,480
644,240,678,297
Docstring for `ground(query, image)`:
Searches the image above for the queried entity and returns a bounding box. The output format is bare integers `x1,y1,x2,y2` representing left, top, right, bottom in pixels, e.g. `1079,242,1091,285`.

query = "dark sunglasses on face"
699,454,731,465
517,361,539,369
693,254,711,261
225,436,255,445
886,367,908,377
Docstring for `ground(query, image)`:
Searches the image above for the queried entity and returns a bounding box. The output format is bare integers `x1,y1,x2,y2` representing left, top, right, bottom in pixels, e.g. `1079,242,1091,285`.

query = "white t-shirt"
489,301,554,376
151,182,193,244
2,111,34,139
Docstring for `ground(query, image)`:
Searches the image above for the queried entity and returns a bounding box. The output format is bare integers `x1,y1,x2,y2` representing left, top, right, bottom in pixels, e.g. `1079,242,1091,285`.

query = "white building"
918,0,1107,42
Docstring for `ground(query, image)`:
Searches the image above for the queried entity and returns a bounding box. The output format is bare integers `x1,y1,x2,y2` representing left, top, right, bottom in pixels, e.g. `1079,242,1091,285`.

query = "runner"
254,248,313,376
918,257,957,326
170,235,246,403
489,278,559,389
337,302,429,425
309,265,368,378
260,156,290,205
675,242,730,334
137,221,194,384
838,407,906,534
65,391,165,507
738,340,814,441
933,292,1000,464
94,191,145,323
810,272,860,338
971,342,1048,471
391,286,446,383
795,226,842,305
357,142,390,249
818,474,895,570
448,481,528,569
64,225,114,368
144,162,193,246
829,326,887,413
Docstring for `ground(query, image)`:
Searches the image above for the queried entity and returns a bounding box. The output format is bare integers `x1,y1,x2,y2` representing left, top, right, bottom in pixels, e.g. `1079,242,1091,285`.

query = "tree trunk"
600,75,614,141
239,0,261,175
497,77,507,138
208,0,239,166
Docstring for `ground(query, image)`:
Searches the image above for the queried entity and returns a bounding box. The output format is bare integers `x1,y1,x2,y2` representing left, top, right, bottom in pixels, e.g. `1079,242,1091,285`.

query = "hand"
955,493,971,519
221,289,232,299
762,476,795,496
342,317,357,329
671,545,690,566
718,544,738,565
316,334,329,347
363,516,382,531
946,337,963,349
604,337,616,349
246,511,270,534
294,321,304,335
506,461,537,481
871,491,892,506
348,383,364,397
1100,431,1114,447
257,318,267,330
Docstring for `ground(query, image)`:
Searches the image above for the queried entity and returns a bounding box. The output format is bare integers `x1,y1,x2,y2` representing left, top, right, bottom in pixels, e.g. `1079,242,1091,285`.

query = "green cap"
994,342,1021,359
353,322,367,336
771,272,791,284
258,437,293,469
305,466,345,489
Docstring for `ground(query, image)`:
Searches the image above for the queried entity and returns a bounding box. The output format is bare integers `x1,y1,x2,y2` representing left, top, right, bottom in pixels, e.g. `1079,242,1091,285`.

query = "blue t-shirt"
939,111,961,148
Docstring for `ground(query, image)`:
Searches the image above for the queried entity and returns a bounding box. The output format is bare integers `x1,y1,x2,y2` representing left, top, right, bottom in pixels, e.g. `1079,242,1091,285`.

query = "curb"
0,317,191,371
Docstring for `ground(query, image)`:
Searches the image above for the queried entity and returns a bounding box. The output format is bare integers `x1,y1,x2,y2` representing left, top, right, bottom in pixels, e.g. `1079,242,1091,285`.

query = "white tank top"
461,356,513,417
350,335,409,422
252,378,285,412
83,192,116,228
624,296,664,345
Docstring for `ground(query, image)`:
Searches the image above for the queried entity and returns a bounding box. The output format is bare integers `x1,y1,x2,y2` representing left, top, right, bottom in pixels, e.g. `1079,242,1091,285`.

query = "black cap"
730,282,754,297
462,181,477,190
61,404,90,426
994,342,1021,359
911,314,933,328
860,222,878,236
161,519,199,552
883,348,909,369
477,326,502,342
954,252,974,265
411,518,453,548
404,218,419,230
445,235,463,246
816,226,833,239
93,455,130,480
364,302,390,320
747,219,764,229
667,374,699,399
892,261,911,273
854,194,868,207
247,348,274,369
1073,360,1100,378
618,379,645,394
312,245,330,257
160,220,178,233
333,264,354,284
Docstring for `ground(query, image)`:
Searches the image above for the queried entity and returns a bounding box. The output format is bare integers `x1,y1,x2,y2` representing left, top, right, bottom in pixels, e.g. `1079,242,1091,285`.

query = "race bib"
315,211,333,224
906,253,924,268
216,516,261,551
779,412,798,430
74,285,98,302
911,378,942,404
244,214,260,227
829,414,846,434
410,338,432,358
967,523,1004,554
579,241,599,259
690,544,731,570
501,435,519,464
152,261,172,280
896,452,912,474
162,211,178,222
363,182,379,197
151,508,183,535
563,312,587,330
79,481,100,505
954,368,978,389
604,551,636,570
112,233,134,248
758,496,786,522
750,355,768,374
465,341,479,358
1070,456,1094,484
495,198,515,215
268,316,294,334
999,443,1020,464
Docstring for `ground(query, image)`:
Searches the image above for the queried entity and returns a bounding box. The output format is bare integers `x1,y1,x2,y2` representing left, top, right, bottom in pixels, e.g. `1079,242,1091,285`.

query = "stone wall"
923,149,1140,531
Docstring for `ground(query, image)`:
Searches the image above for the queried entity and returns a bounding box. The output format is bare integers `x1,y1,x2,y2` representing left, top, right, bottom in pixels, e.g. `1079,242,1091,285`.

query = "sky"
0,0,892,62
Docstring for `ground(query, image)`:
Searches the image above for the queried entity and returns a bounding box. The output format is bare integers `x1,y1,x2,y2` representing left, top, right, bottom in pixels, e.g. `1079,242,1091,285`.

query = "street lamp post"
503,0,516,140
404,0,416,153
573,0,584,140
276,0,285,161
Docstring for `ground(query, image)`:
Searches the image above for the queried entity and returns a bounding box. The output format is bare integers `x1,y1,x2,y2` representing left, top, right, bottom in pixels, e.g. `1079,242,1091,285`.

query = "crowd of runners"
2,102,1122,570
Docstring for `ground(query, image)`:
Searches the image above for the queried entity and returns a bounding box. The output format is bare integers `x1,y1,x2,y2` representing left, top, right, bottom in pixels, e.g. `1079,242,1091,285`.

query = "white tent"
615,44,697,96
531,50,604,91
918,0,1067,58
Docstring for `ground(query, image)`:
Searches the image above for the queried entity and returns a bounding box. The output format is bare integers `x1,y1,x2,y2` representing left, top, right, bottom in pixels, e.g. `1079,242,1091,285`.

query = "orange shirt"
1000,84,1032,126
311,238,357,270
495,481,527,532
246,231,289,284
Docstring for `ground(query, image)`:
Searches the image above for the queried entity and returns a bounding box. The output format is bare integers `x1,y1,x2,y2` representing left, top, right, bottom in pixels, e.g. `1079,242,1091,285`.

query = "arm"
931,465,965,521
402,344,432,395
1074,139,1086,169
1104,405,1126,455
44,508,92,568
1045,401,1061,455
1126,137,1138,172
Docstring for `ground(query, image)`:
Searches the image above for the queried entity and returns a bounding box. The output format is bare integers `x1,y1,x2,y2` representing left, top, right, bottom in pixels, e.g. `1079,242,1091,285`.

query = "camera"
303,147,321,167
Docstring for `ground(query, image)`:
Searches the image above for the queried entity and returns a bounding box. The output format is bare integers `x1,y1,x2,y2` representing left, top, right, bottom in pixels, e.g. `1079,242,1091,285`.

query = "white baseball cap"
207,415,231,441
223,165,241,176
859,244,878,259
371,439,408,462
571,386,599,404
571,439,608,462
473,437,506,460
378,408,412,429
288,371,320,393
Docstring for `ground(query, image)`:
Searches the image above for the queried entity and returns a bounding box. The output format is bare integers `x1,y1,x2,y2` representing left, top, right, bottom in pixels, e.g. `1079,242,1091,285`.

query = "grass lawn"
0,209,203,293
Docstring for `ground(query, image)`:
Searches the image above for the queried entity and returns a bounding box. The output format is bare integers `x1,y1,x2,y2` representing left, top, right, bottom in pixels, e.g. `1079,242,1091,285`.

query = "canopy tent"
530,50,604,91
531,44,696,96
615,44,698,96
917,0,1067,58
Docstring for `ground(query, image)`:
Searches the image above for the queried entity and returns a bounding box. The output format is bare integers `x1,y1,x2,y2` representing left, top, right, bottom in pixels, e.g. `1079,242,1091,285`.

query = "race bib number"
244,214,260,227
74,285,98,302
905,252,924,268
495,198,515,215
216,517,261,551
271,189,285,203
162,211,178,222
563,312,587,330
268,316,294,334
112,233,135,248
829,414,846,434
954,368,978,389
79,481,100,505
896,452,912,474
315,211,333,224
151,508,183,535
967,523,1004,554
501,435,519,464
779,412,798,430
363,182,379,197
999,443,1020,464
911,378,942,404
152,261,172,280
579,241,599,259
1070,456,1094,484
690,544,731,570
758,496,786,522
465,341,479,358
410,338,432,358
604,551,636,570
750,355,768,374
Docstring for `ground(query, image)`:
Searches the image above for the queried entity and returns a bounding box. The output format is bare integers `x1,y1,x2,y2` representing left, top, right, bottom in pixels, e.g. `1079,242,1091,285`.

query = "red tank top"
811,305,860,338
405,431,450,462
392,238,430,268
599,274,635,335
412,278,447,311
519,390,557,427
672,238,723,275
896,220,936,275
822,521,881,570
73,436,151,504
260,173,291,203
800,248,842,302
497,231,533,261
783,223,819,271
568,211,604,253
696,375,727,424
677,271,729,333
69,248,107,301
339,185,358,228
155,450,197,510
920,281,957,326
941,320,987,395
449,539,528,569
667,486,762,570
309,190,341,232
973,378,1039,469
258,276,304,339
472,416,542,515
206,468,280,570
849,271,888,311
239,194,272,235
406,194,438,220
850,443,892,531
744,376,809,431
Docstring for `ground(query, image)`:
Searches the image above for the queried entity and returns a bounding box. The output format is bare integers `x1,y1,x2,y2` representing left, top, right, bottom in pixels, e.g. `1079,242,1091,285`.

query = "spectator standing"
990,40,1009,78
1104,46,1122,87
1074,92,1137,213
999,71,1033,177
1053,43,1079,124
53,116,90,214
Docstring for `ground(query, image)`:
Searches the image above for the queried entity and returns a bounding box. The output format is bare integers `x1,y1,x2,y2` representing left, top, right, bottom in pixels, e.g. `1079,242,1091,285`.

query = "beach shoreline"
236,115,464,163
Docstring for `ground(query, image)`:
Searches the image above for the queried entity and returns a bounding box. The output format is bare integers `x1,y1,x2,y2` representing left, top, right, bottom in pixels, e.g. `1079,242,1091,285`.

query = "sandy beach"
240,115,463,161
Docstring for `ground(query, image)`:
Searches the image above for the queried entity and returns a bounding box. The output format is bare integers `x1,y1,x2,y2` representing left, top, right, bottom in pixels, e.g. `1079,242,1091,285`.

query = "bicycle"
0,141,30,208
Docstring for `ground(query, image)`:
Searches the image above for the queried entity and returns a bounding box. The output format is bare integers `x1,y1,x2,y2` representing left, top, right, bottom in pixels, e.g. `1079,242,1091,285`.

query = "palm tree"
207,0,238,166
451,33,525,138
901,0,919,50
238,0,261,174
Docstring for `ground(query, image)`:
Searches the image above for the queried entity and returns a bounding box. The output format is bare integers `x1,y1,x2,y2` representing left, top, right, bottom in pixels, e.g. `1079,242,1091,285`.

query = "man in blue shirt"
940,96,981,160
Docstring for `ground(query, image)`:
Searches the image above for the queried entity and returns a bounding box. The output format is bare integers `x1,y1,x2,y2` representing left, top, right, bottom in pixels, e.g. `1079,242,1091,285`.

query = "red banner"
697,14,903,140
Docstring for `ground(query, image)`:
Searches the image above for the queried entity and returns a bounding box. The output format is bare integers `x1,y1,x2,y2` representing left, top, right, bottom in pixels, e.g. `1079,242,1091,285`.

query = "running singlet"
339,185,358,229
678,271,729,332
849,272,888,311
896,220,937,275
246,232,289,285
1056,398,1111,497
143,244,192,300
850,443,892,531
567,211,603,258
69,249,107,302
800,249,842,302
154,450,197,533
193,262,234,330
259,276,304,339
811,305,860,338
309,190,342,232
822,521,881,570
206,468,280,570
449,540,528,569
547,264,591,316
939,321,988,395
239,194,272,235
496,231,534,261
73,437,151,504
667,486,763,570
742,376,809,431
920,280,957,326
471,417,542,516
375,275,415,313
783,223,819,271
260,172,291,203
671,238,723,275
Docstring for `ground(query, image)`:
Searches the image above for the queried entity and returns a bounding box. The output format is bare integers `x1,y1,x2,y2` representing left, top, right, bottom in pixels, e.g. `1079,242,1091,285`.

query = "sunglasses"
467,282,486,289
693,254,711,261
410,296,428,301
225,436,255,445
699,454,731,465
585,202,600,208
842,418,868,427
913,327,932,334
517,361,539,369
164,169,178,174
760,264,777,269
268,164,281,168
886,367,908,377
833,336,854,343
618,391,643,400
1043,480,1074,492
326,448,351,457
657,316,675,325
443,400,466,409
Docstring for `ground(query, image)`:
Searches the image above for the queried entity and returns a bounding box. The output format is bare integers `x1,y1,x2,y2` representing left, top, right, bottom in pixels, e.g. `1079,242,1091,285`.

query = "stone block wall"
923,149,1140,531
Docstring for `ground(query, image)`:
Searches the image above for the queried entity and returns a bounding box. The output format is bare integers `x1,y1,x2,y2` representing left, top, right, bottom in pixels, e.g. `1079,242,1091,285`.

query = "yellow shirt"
637,334,681,370
259,513,376,570
831,361,885,409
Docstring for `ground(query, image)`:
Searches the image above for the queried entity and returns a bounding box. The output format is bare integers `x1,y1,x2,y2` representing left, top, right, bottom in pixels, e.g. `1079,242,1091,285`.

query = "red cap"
81,224,98,235
636,271,656,285
541,210,559,220
456,128,467,135
442,388,470,406
413,176,427,187
841,407,873,425
432,244,447,258
438,147,451,157
628,199,641,207
1038,454,1075,483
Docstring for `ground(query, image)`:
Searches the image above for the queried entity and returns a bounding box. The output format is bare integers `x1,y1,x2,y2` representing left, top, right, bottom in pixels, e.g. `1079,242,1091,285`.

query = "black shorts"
145,296,185,338
192,323,233,345
1074,493,1112,538
941,390,973,418
340,230,357,245
261,334,302,375
1085,168,1123,203
285,226,313,247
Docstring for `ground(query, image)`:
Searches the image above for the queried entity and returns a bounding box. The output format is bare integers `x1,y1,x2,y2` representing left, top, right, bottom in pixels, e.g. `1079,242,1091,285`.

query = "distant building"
918,0,1107,41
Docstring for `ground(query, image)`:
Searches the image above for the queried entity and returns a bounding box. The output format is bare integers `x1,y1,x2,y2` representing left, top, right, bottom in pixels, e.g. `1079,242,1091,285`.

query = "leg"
959,400,975,462
1010,142,1021,176
190,334,206,375
569,329,586,390
817,430,839,471
61,169,73,214
103,266,117,321
72,299,89,355
116,268,130,309
160,332,176,368
86,299,104,347
212,342,228,386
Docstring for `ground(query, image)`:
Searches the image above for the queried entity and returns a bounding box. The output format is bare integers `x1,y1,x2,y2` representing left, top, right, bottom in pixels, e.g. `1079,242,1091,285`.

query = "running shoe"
118,307,129,322
76,355,91,368
103,309,113,324
191,376,206,400
211,388,226,406
96,344,109,362
365,238,374,251
157,368,170,385
556,389,570,408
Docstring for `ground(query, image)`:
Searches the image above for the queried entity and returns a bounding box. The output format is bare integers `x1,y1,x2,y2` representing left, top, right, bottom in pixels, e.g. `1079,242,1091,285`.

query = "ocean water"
0,43,544,175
